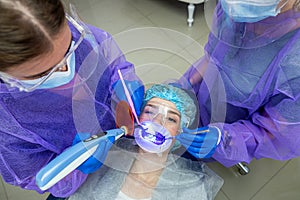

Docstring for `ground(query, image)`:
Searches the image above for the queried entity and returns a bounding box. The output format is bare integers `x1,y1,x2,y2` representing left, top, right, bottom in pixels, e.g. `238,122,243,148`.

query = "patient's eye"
144,110,154,114
141,106,156,119
167,117,177,123
166,113,180,125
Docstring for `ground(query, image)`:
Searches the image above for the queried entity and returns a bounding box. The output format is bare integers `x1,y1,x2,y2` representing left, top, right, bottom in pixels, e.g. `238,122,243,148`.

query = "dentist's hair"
0,0,65,71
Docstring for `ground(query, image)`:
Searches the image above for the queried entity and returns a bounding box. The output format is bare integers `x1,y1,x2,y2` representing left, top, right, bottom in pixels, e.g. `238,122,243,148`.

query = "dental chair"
236,162,250,175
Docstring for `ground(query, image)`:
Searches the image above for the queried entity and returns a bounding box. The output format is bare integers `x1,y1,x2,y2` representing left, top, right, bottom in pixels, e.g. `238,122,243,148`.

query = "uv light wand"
36,127,127,191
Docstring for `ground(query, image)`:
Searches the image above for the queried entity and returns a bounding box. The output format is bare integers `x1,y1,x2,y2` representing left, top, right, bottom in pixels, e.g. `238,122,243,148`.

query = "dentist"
0,0,143,199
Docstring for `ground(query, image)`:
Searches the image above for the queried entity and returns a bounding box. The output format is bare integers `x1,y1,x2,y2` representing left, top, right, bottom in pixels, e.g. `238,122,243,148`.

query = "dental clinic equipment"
36,127,127,191
117,70,141,125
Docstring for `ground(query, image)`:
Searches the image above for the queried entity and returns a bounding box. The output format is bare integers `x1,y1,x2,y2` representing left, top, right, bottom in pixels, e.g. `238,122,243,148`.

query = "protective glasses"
0,15,86,92
139,102,188,131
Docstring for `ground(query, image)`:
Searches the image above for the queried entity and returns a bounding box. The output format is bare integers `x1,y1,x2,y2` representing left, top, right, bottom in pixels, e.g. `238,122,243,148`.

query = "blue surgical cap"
142,84,197,128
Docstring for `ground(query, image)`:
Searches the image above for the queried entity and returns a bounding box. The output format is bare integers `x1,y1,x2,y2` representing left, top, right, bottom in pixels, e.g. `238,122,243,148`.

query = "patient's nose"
153,114,164,126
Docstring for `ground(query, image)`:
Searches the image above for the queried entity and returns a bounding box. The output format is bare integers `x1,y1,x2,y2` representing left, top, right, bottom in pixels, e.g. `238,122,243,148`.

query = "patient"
68,84,224,200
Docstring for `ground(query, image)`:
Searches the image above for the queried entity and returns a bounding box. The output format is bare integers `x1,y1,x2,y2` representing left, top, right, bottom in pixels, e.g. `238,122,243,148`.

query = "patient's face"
139,98,181,136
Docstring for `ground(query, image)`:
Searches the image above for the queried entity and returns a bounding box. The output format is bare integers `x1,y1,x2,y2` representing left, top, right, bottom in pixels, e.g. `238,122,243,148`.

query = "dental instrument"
36,127,127,191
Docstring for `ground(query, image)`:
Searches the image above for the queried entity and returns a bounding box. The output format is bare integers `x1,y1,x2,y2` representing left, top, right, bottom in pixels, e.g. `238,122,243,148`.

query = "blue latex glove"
112,80,144,116
72,132,115,174
175,126,221,158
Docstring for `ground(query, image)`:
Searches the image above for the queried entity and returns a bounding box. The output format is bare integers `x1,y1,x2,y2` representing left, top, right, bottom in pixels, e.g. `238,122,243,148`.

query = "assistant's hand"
72,132,115,174
175,126,221,159
112,80,145,116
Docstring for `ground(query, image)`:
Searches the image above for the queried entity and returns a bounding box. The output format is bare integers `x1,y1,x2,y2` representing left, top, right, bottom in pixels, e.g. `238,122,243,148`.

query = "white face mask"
20,41,76,89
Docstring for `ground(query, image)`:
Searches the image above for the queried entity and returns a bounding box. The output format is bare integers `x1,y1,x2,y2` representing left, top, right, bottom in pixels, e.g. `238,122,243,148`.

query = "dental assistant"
0,0,143,198
179,0,300,167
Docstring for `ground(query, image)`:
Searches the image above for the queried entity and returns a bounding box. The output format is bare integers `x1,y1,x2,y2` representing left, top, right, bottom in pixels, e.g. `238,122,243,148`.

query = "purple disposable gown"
182,4,300,167
0,22,140,197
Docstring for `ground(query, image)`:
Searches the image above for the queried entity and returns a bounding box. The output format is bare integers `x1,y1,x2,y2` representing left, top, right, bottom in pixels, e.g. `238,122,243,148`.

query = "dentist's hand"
112,80,144,116
175,126,221,158
72,132,115,174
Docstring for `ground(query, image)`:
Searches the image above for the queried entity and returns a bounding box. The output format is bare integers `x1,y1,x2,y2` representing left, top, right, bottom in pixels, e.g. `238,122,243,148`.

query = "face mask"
20,41,76,89
220,0,286,23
